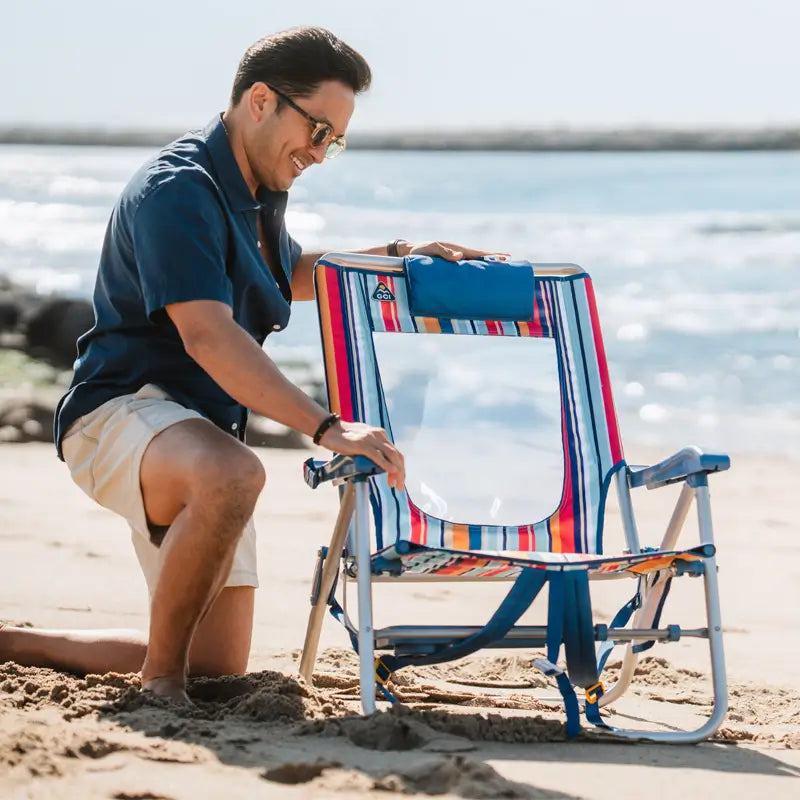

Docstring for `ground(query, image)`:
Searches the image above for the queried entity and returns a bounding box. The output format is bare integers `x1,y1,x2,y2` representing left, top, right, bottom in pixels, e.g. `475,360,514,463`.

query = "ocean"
0,144,798,458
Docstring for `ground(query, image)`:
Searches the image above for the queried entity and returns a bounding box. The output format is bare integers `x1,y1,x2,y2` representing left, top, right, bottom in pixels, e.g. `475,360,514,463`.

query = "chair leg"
594,482,727,742
298,484,355,682
354,481,377,714
592,556,727,743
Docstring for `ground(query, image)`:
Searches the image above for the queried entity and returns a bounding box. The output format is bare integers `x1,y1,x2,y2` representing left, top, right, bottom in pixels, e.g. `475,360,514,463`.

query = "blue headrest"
405,256,536,321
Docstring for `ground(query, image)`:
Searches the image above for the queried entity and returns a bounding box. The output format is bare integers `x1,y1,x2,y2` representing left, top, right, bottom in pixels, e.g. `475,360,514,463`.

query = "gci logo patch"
372,281,395,302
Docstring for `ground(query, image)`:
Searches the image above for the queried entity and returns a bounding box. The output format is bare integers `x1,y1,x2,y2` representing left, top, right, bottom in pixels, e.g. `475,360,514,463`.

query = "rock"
0,424,23,443
0,400,55,443
0,299,20,331
24,298,94,368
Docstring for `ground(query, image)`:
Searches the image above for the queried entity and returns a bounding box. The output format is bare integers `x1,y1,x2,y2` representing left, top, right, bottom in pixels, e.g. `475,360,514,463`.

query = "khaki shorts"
61,384,258,594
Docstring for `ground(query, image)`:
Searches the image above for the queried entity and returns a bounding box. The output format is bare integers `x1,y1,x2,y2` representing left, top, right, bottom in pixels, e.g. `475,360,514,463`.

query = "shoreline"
3,125,800,151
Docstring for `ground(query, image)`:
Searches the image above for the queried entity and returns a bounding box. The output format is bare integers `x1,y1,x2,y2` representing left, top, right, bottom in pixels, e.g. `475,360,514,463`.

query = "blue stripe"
534,282,553,337
551,285,584,553
468,524,483,549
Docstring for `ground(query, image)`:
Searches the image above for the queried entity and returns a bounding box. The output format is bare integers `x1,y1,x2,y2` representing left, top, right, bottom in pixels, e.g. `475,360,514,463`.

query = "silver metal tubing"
321,252,404,272
660,483,695,550
694,484,717,547
374,624,707,648
695,484,728,732
598,558,728,743
596,484,728,742
615,469,642,554
354,481,377,714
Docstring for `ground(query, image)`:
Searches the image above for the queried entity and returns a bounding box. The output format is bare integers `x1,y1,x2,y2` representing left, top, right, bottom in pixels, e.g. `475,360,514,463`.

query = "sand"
1,442,799,799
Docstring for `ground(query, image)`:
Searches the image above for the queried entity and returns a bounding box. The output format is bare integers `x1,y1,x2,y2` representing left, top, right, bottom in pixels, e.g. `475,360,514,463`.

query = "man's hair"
230,27,372,105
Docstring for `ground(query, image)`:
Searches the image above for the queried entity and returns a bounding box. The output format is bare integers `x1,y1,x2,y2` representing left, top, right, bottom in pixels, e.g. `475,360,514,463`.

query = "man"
0,27,498,702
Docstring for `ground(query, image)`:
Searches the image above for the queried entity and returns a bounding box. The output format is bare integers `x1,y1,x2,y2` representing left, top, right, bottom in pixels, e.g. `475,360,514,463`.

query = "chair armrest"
628,446,730,490
303,454,385,489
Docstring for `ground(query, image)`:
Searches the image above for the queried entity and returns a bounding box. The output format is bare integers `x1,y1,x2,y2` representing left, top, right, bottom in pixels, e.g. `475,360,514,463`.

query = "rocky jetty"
0,277,321,448
3,124,800,151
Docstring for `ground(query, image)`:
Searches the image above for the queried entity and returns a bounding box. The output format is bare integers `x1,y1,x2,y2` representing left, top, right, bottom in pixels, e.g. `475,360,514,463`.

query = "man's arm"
165,299,405,488
291,241,508,301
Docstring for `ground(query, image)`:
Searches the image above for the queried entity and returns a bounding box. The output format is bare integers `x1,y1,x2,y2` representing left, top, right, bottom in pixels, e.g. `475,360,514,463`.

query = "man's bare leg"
0,586,255,678
0,625,146,674
136,419,264,701
0,419,262,696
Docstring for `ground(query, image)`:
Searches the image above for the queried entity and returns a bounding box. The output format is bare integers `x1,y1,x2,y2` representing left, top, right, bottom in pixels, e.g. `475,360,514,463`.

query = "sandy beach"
1,441,799,799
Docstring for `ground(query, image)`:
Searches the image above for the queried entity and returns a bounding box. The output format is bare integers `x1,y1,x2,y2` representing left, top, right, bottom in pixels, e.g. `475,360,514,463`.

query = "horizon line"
2,124,800,151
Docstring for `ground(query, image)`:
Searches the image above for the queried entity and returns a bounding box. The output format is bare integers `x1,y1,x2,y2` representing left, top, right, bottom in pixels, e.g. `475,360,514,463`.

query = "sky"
3,0,800,132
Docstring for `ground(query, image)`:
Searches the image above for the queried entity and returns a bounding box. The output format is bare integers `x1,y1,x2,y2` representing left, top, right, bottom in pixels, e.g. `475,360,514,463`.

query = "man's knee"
141,419,265,531
189,446,265,513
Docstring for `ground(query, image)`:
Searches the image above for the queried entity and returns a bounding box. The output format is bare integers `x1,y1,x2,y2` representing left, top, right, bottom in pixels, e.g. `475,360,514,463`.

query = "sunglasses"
266,84,346,159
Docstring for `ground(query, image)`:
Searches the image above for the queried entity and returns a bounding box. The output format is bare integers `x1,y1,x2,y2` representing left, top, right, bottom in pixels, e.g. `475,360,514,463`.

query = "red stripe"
519,524,534,550
325,269,355,421
584,278,624,461
554,396,577,553
378,275,400,332
409,501,425,544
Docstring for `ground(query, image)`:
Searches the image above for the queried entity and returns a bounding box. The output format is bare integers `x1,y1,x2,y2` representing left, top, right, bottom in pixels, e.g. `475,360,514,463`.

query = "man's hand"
403,241,510,261
319,420,405,491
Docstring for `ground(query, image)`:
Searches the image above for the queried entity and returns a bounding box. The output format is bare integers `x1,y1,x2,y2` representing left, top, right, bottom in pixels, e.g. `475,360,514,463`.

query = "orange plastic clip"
585,682,605,705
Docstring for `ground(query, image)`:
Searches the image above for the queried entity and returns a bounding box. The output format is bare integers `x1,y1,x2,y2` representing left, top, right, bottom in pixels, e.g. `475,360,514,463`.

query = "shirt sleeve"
132,174,233,320
287,232,303,276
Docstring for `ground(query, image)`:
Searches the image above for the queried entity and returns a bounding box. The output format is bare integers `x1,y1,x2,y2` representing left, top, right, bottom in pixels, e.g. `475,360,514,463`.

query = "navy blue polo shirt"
54,115,302,458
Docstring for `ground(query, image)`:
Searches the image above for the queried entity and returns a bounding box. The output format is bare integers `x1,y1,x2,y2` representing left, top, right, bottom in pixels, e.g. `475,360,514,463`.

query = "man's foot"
0,623,16,662
141,675,193,705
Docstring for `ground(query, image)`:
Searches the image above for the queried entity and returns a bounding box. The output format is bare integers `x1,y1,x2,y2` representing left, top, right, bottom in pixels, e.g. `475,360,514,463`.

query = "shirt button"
272,324,281,331
256,240,261,247
231,422,238,431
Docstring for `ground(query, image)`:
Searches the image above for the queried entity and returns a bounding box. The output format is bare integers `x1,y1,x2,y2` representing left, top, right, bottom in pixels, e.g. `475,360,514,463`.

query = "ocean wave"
695,213,800,235
0,199,107,253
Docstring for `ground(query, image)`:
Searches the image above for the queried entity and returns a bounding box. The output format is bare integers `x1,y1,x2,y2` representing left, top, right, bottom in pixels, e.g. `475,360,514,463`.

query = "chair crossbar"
375,624,709,649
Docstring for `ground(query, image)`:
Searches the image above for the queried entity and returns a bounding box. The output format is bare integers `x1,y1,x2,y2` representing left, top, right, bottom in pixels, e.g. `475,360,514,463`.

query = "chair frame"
298,254,728,743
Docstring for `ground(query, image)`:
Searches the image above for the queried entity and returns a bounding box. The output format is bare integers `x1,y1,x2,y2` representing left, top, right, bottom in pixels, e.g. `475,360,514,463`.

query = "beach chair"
298,253,729,742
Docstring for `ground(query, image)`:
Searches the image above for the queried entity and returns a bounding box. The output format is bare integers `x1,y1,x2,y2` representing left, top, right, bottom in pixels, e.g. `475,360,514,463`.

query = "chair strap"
544,571,582,737
595,571,673,678
328,569,548,703
595,583,642,673
327,567,607,736
381,567,549,672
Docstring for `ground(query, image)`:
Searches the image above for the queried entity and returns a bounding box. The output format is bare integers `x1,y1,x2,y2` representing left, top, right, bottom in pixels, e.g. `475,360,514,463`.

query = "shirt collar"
203,114,288,216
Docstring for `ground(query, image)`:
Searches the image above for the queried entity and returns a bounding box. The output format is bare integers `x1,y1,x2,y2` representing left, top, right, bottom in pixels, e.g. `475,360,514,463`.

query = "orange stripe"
315,268,340,414
549,511,562,553
416,317,441,333
450,523,470,550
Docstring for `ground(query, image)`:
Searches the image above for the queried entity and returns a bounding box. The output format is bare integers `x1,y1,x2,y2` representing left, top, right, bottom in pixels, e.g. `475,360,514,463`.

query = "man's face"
245,80,355,192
